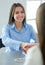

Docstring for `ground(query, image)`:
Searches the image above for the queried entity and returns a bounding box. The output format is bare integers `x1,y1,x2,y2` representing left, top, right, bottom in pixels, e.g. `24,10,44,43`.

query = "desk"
0,48,25,65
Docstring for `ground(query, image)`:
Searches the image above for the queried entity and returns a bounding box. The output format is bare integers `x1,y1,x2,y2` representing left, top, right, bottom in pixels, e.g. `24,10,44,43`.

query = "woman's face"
14,6,25,23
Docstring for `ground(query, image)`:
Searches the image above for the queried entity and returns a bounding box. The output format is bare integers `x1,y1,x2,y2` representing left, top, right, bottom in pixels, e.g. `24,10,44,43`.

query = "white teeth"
18,17,22,18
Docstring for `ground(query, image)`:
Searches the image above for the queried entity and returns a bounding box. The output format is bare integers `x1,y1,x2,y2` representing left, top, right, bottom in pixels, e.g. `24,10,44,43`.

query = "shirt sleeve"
24,46,42,65
24,46,36,65
2,25,22,51
29,26,38,43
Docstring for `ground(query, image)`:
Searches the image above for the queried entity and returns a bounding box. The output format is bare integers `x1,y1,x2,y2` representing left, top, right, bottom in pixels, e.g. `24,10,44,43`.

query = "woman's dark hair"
36,3,45,65
8,3,26,25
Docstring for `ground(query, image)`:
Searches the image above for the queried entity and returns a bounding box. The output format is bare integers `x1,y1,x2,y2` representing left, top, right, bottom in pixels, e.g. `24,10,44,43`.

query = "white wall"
0,0,26,38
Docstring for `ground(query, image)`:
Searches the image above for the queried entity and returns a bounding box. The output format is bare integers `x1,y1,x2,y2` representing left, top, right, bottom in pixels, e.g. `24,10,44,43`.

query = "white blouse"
24,46,43,65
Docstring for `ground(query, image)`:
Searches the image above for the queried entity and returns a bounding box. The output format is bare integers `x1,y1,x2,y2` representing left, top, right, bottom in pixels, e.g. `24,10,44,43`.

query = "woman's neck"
14,21,23,31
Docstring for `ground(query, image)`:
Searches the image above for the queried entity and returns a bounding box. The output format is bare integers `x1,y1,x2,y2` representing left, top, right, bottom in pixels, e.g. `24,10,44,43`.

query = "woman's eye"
21,11,24,13
16,11,19,14
15,11,24,14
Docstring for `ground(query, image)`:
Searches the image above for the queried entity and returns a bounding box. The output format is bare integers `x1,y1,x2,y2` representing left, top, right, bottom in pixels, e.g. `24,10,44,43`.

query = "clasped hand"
21,43,35,53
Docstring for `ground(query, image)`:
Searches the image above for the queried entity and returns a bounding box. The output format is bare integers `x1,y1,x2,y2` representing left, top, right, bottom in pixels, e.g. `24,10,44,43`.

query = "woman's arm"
2,25,22,51
29,25,38,43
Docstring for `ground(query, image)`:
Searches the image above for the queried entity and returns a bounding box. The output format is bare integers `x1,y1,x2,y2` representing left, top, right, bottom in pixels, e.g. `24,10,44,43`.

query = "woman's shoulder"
3,23,13,29
25,46,43,65
27,45,43,63
26,23,32,27
25,23,33,29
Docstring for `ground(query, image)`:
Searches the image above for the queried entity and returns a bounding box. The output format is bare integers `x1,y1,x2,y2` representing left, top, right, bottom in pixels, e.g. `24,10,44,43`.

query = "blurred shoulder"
3,24,12,29
25,23,33,29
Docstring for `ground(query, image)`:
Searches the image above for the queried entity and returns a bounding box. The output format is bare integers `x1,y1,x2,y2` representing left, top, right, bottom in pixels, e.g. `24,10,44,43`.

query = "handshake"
21,42,36,53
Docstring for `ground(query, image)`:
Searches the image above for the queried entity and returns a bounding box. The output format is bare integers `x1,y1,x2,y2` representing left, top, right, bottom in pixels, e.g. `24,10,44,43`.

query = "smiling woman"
2,3,38,52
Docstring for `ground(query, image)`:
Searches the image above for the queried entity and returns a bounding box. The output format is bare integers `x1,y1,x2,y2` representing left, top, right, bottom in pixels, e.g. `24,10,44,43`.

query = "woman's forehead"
15,6,23,11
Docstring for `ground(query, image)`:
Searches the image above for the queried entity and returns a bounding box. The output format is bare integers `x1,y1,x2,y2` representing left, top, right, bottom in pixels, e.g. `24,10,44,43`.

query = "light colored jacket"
24,46,43,65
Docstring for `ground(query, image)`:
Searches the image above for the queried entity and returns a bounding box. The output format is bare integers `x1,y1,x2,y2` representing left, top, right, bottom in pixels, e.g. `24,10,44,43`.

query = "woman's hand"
23,43,39,53
23,44,35,53
21,42,39,53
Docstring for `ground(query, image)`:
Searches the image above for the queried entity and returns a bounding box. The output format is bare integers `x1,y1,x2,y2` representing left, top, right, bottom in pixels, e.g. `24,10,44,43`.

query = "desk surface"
0,48,25,65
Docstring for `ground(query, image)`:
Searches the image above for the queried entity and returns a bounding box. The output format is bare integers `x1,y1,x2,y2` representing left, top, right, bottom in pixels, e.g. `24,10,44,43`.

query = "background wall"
0,0,26,38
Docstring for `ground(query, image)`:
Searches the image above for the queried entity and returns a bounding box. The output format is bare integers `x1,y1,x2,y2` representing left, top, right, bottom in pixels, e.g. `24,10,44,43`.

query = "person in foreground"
2,3,38,52
24,3,45,65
